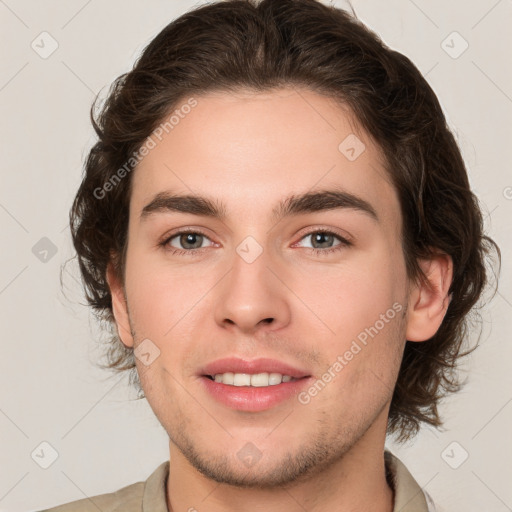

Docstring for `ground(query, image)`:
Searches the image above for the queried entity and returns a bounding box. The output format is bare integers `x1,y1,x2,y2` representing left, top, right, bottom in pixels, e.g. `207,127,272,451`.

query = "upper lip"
199,357,311,378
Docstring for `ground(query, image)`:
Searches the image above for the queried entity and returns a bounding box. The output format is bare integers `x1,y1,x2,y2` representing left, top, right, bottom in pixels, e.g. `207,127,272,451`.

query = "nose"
214,243,291,334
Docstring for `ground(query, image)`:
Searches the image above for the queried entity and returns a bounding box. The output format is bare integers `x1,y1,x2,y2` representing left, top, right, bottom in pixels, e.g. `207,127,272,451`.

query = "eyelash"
159,228,352,257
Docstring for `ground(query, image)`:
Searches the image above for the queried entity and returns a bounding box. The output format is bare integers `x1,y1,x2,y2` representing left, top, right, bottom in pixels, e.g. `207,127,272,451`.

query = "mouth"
197,358,313,411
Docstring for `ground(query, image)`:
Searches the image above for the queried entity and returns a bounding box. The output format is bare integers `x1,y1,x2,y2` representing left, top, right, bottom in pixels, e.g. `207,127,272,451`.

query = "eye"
294,229,352,256
160,229,213,255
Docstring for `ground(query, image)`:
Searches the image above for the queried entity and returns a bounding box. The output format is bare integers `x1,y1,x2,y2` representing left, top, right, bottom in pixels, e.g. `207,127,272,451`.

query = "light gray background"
1,1,510,511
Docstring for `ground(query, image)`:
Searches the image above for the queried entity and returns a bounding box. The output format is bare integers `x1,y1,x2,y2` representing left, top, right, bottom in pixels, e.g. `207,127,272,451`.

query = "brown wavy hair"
65,0,500,442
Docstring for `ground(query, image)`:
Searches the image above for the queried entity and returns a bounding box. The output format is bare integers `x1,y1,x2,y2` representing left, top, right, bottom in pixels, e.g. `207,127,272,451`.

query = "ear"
405,252,453,342
106,259,135,348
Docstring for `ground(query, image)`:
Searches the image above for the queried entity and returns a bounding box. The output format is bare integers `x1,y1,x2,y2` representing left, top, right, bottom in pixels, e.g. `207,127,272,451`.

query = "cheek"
124,254,176,335
124,249,219,343
297,252,404,343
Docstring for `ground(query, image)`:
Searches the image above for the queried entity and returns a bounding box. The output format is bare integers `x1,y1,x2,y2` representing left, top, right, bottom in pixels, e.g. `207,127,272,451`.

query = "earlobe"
106,261,134,348
405,253,453,342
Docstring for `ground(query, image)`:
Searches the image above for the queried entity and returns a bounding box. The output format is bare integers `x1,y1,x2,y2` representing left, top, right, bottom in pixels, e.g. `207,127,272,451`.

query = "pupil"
314,233,332,248
182,233,202,249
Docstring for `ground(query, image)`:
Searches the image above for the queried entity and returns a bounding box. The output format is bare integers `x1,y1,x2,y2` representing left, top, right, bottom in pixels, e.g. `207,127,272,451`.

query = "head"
67,0,499,487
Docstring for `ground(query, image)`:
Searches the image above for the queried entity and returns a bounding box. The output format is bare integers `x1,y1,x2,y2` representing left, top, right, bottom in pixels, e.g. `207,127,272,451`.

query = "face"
110,87,414,488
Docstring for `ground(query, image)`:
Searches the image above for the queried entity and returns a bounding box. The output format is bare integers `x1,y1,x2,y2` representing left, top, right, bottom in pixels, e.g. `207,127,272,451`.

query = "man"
44,0,499,511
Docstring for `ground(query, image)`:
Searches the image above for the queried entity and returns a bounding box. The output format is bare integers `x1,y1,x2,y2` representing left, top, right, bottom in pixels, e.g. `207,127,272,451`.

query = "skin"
107,87,453,512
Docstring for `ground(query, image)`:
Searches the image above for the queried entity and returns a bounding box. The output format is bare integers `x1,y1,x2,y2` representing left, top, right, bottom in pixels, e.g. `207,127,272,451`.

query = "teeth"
212,372,296,386
234,373,251,386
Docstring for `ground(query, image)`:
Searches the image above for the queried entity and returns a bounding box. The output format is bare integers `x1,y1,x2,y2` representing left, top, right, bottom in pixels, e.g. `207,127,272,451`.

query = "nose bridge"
214,235,290,332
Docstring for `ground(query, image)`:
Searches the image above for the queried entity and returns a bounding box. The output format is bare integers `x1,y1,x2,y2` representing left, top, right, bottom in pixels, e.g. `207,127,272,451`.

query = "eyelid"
292,225,353,246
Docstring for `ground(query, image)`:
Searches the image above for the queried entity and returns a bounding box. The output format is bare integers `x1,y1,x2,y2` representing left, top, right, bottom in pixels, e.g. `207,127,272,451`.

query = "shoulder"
40,480,144,512
39,461,169,512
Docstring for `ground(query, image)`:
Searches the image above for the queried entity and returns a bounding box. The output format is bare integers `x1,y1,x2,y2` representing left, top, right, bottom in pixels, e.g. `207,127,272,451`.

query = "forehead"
130,87,400,229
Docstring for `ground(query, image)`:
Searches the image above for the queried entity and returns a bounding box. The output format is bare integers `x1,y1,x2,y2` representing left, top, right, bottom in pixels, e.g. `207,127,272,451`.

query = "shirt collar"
385,450,431,512
142,459,169,512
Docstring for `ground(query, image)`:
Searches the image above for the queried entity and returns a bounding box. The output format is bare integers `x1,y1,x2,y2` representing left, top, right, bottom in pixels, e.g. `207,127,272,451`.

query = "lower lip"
199,376,312,412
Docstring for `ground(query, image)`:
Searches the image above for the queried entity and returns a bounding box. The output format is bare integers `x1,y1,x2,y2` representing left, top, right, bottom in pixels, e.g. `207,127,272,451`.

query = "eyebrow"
140,188,378,224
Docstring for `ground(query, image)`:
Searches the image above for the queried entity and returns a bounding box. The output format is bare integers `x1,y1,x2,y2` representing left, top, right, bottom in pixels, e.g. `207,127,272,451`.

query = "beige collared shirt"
41,450,436,511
